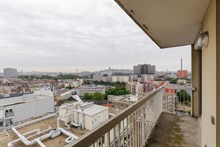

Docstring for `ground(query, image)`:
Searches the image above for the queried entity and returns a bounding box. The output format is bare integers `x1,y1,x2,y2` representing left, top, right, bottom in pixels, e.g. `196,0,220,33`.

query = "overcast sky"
0,0,191,72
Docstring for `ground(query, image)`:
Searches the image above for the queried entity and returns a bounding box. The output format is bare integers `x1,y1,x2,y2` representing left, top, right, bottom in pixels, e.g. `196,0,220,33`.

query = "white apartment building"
0,92,54,129
76,85,105,97
112,75,130,83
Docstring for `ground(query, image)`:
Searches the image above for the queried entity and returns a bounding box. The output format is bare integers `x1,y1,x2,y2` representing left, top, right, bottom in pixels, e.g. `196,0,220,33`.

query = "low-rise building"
59,102,108,130
177,79,187,85
108,94,139,110
177,70,188,79
76,85,105,97
55,89,73,102
0,92,54,129
92,74,112,82
112,75,130,83
72,79,83,87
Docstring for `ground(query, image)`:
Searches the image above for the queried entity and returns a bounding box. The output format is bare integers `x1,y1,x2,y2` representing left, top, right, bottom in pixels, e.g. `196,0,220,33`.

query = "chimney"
181,58,183,70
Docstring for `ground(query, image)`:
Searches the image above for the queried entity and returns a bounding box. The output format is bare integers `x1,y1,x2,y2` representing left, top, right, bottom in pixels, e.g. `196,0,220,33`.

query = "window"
5,109,14,117
0,121,3,127
5,118,13,127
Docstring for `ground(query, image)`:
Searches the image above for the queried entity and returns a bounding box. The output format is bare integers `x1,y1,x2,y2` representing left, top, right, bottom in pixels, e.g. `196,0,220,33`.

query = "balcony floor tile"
146,112,201,147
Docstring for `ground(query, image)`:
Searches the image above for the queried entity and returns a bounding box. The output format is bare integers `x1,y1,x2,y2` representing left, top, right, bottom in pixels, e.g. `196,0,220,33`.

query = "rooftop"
0,116,88,147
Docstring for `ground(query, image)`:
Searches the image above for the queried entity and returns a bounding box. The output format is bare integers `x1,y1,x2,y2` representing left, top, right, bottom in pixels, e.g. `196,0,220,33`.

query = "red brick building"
177,70,188,79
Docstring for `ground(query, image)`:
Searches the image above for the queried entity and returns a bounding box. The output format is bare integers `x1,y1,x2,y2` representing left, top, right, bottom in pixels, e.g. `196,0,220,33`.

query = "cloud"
1,0,191,72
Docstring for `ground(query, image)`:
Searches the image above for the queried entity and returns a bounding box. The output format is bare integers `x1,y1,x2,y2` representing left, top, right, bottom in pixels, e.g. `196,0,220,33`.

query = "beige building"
126,82,144,96
111,75,130,83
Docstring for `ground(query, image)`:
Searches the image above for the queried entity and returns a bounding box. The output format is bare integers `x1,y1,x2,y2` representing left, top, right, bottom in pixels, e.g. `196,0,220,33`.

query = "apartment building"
133,64,156,75
76,85,105,97
3,68,18,79
111,75,130,83
126,82,144,95
0,92,54,129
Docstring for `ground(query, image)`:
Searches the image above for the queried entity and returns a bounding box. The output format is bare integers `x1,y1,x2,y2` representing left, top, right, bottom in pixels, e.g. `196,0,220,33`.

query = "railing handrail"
65,87,164,147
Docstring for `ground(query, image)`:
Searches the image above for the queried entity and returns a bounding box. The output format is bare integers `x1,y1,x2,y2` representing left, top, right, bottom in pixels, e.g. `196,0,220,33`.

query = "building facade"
177,70,188,79
133,64,156,75
76,86,105,97
0,93,54,129
3,68,18,78
59,102,108,130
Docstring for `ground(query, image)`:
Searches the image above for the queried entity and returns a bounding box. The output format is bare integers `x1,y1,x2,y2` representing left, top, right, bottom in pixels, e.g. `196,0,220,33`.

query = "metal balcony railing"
66,87,164,147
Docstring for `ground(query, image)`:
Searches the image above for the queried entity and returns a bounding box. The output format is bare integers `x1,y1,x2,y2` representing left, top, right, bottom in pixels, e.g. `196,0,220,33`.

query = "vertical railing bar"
106,131,110,147
144,103,146,141
128,114,131,147
122,118,124,147
138,108,140,147
118,123,121,147
100,136,103,147
132,113,135,147
142,106,145,147
135,111,138,147
125,116,128,147
137,109,139,147
113,126,116,147
97,138,99,147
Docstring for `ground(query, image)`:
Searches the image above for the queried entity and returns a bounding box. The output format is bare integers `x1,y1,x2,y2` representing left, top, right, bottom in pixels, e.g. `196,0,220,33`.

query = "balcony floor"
146,112,201,147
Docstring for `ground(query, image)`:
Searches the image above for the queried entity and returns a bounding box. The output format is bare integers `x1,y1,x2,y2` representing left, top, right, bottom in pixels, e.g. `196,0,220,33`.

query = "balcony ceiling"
115,0,211,48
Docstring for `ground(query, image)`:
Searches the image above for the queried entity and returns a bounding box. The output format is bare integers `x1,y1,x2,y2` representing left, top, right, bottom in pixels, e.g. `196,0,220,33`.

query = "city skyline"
1,0,191,73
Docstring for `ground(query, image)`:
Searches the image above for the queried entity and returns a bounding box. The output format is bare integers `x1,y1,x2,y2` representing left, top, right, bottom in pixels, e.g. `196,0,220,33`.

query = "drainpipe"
58,127,78,143
36,140,46,147
57,113,72,128
8,129,40,147
71,109,82,127
81,110,84,129
11,127,52,147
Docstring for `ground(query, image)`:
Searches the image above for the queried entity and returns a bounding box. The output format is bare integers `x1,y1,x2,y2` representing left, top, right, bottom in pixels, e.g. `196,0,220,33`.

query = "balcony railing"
66,87,164,147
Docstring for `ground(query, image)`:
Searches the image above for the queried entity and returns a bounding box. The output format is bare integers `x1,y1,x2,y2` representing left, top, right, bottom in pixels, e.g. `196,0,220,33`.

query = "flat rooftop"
0,116,89,147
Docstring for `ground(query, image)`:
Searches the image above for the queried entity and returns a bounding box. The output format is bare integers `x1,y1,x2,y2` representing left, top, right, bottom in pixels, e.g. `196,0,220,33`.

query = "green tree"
92,92,105,101
84,92,92,100
66,85,73,89
170,79,177,84
177,90,191,106
83,80,91,85
106,88,130,96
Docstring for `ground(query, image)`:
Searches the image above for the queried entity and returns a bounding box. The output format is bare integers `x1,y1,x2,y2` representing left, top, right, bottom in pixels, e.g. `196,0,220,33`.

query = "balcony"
66,86,200,147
